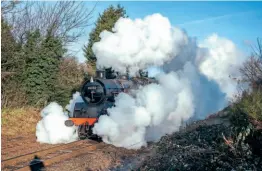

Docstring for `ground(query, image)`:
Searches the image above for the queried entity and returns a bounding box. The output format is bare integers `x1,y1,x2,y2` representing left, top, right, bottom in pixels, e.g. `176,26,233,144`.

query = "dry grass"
48,145,143,171
1,107,41,136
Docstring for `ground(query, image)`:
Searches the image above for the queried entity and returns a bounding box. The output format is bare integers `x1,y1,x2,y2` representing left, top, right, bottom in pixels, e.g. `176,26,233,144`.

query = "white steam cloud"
92,14,245,149
93,71,194,148
93,13,188,76
198,34,245,98
36,92,83,144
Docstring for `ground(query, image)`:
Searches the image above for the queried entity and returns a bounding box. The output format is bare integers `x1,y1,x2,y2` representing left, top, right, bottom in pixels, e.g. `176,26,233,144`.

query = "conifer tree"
83,4,127,71
22,30,66,106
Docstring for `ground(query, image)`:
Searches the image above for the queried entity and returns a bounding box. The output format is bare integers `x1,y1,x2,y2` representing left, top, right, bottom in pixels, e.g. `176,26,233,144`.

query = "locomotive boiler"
65,70,155,139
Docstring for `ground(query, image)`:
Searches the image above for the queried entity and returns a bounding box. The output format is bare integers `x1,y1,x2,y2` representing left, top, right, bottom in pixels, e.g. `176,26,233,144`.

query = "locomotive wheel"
79,135,86,140
97,136,102,142
78,125,87,140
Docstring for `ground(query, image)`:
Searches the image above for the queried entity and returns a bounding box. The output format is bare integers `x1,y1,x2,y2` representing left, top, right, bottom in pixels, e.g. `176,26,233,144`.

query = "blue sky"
70,1,262,63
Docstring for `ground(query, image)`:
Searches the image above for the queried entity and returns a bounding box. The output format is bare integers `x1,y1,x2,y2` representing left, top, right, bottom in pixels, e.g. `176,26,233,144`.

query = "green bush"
51,57,86,106
236,90,262,121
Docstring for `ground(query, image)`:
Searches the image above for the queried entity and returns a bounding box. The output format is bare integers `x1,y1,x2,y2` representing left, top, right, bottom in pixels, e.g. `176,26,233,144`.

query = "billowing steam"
36,92,83,144
198,34,245,98
92,13,188,76
92,14,245,149
93,71,194,148
36,13,245,148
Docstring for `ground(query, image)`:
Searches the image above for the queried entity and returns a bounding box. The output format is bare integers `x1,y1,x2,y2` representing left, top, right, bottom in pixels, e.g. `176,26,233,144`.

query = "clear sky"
71,1,262,63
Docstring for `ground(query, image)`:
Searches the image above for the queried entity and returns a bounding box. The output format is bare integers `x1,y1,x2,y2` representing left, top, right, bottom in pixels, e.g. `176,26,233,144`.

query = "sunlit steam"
93,13,188,76
36,13,245,148
198,34,245,98
36,92,83,144
92,14,244,149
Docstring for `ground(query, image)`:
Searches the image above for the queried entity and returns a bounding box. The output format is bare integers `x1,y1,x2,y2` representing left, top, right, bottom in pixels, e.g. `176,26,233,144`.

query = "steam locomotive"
65,70,155,139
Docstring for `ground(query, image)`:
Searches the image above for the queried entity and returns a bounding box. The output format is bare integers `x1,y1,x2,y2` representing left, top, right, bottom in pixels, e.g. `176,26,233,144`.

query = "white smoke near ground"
36,92,83,144
92,13,245,149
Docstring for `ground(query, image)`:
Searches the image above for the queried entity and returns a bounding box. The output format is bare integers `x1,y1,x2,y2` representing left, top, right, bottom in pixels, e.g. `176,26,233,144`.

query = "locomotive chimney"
96,70,106,79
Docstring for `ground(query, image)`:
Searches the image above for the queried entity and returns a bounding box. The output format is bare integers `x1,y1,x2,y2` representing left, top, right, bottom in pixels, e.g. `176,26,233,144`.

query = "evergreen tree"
22,30,66,106
1,19,22,73
83,4,127,71
2,1,93,107
1,19,27,107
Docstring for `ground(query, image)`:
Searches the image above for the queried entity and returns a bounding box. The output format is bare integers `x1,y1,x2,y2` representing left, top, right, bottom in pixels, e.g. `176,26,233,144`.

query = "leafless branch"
1,0,19,15
250,38,262,59
2,1,95,45
240,38,262,90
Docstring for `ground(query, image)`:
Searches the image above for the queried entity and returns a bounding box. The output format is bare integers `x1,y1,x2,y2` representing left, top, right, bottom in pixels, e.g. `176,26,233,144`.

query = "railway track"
2,139,54,159
1,139,105,171
2,137,36,150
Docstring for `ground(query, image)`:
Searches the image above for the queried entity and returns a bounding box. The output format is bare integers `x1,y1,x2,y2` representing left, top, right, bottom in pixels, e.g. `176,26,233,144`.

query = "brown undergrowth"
1,107,41,137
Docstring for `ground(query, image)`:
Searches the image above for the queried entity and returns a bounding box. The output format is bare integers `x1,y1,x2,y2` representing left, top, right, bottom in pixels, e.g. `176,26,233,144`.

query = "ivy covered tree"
83,4,127,71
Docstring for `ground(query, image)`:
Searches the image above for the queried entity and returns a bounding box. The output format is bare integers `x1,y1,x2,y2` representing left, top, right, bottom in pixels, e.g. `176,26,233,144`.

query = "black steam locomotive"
65,70,155,139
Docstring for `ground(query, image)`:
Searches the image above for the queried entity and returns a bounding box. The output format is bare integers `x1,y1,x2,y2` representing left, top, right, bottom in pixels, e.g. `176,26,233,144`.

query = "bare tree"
251,38,262,59
1,0,20,15
2,1,96,45
240,38,262,90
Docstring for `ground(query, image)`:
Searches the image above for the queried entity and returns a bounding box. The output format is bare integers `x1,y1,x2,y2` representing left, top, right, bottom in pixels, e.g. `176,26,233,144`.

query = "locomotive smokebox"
96,70,106,79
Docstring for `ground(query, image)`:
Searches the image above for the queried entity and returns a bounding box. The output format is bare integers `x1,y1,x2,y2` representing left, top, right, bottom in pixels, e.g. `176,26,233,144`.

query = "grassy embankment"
1,107,41,137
